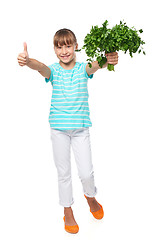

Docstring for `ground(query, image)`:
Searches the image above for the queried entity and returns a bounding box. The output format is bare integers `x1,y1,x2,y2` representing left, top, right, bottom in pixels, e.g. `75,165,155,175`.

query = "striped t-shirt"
45,62,93,130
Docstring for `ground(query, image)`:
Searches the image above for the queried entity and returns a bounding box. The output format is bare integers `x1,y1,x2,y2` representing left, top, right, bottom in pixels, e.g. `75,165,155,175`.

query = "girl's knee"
79,170,94,181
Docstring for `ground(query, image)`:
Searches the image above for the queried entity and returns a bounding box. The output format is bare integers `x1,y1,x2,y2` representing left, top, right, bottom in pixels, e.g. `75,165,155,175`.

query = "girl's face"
54,43,78,65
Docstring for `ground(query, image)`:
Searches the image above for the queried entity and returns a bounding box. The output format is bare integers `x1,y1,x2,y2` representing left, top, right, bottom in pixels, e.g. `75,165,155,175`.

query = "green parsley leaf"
79,20,146,71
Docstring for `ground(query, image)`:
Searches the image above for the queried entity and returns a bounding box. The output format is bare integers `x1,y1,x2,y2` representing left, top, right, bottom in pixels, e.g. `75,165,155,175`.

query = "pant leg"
50,128,74,207
71,127,97,197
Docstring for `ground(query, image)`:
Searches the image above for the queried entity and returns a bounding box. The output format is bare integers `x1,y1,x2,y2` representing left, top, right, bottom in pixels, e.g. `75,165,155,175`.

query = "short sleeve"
45,65,54,83
83,63,94,79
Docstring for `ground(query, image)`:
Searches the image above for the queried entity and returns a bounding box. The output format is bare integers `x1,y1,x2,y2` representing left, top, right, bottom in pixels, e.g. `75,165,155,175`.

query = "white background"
0,0,160,239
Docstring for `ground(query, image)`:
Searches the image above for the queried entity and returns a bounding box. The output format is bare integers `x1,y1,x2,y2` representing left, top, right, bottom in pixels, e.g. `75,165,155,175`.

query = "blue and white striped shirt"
45,62,93,130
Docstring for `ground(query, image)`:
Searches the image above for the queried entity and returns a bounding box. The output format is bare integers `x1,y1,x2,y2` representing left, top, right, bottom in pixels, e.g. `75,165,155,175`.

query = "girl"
17,28,118,234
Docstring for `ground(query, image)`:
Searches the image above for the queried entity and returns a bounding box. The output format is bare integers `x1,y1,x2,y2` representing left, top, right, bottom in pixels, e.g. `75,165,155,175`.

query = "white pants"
50,127,97,207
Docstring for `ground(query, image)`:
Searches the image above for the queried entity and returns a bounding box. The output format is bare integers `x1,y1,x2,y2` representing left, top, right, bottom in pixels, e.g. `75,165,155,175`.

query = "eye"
67,45,71,48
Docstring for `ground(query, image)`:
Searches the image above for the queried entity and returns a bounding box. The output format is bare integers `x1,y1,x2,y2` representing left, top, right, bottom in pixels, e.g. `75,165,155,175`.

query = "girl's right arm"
17,42,51,79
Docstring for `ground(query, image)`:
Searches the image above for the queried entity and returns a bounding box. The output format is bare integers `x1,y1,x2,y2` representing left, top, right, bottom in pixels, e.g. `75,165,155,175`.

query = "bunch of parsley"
78,20,146,71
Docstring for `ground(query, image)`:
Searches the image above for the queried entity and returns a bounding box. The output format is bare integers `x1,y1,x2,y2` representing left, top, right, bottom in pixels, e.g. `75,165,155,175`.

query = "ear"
75,43,78,50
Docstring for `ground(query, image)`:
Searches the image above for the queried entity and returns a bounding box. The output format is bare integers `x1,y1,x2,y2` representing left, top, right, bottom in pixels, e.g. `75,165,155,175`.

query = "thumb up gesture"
17,42,29,66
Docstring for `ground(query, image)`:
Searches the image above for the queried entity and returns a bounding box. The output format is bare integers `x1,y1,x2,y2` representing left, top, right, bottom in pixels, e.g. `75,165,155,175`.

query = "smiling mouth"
61,55,70,58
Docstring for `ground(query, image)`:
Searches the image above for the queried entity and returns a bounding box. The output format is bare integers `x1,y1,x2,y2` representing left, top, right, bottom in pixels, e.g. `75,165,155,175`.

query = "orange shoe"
84,194,104,220
63,216,79,234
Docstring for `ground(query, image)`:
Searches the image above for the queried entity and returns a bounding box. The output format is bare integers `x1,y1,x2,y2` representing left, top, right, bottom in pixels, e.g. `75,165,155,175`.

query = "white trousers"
50,127,97,207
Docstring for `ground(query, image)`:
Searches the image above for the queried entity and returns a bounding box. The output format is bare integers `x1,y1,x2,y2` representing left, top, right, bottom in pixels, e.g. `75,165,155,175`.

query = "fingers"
17,42,29,66
106,52,118,65
106,52,118,56
17,53,28,66
17,59,27,66
18,62,26,66
18,53,26,59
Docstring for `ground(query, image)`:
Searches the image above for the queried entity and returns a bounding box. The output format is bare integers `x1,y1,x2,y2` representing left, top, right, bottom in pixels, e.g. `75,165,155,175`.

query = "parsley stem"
107,64,114,71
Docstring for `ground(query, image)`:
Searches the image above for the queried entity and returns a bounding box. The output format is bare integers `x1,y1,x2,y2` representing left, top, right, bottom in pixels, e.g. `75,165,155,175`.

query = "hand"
105,52,118,65
17,42,29,66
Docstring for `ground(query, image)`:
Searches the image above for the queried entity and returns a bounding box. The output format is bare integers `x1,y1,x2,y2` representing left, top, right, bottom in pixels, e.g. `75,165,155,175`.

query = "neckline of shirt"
58,62,78,72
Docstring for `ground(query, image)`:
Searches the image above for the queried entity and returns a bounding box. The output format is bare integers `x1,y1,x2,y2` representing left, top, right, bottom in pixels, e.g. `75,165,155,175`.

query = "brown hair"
53,28,77,47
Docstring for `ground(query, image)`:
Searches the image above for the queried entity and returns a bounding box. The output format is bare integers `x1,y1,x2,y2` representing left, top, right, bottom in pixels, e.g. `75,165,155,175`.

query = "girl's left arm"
86,52,118,76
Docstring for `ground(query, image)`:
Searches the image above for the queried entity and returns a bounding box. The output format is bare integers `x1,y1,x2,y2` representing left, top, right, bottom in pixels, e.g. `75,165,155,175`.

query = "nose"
62,46,67,55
